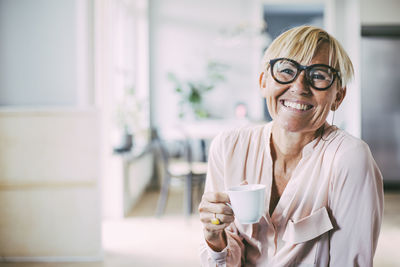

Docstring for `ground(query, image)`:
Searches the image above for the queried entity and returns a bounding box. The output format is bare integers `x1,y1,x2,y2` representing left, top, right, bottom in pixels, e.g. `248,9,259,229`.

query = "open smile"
280,100,313,111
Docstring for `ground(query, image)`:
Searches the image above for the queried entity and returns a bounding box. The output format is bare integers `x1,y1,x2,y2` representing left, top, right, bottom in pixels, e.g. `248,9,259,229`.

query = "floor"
1,186,399,267
374,192,400,267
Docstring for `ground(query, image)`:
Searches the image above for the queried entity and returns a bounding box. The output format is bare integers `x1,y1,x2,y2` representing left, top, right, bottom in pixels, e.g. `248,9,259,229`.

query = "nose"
290,70,311,95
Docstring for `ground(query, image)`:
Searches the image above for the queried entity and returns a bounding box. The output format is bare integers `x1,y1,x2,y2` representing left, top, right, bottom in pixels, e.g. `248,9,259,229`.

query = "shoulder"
328,129,380,182
331,129,372,162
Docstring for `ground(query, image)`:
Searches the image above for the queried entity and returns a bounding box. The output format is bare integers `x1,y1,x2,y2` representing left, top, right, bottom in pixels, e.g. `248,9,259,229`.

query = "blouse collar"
264,121,339,158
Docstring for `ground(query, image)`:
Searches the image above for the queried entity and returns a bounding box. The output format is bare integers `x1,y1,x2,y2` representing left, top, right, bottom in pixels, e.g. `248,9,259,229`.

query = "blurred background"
0,0,399,266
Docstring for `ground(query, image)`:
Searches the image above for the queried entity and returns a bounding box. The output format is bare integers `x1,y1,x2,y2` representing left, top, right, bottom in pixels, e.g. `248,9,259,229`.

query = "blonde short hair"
262,25,354,87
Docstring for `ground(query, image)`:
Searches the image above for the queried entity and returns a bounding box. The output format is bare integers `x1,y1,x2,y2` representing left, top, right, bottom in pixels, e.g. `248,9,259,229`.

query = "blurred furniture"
104,144,154,219
153,119,256,216
176,119,253,161
153,129,208,217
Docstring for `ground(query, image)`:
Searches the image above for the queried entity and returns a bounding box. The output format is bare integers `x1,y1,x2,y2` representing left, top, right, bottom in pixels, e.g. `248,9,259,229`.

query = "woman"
198,26,383,266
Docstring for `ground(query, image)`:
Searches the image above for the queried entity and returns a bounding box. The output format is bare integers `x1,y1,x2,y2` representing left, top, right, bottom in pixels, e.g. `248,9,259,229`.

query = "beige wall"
0,109,102,260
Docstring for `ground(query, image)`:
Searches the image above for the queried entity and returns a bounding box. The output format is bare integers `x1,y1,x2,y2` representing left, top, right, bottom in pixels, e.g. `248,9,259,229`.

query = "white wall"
0,0,101,261
0,109,101,260
361,0,400,25
0,0,93,107
150,0,265,129
324,0,362,137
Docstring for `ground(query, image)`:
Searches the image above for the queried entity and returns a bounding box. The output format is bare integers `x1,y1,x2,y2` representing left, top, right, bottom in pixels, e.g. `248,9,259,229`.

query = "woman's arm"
199,223,245,267
199,133,245,267
329,141,383,266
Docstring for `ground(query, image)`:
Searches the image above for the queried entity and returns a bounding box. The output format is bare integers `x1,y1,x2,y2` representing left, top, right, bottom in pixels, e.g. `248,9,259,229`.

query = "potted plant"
168,61,229,119
113,86,144,153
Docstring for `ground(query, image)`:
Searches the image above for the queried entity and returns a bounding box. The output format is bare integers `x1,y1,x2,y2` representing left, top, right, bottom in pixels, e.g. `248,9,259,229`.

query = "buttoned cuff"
207,245,228,266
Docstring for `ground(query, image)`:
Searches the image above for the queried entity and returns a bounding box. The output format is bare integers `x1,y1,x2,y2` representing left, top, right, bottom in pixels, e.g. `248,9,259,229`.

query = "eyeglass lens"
272,59,334,89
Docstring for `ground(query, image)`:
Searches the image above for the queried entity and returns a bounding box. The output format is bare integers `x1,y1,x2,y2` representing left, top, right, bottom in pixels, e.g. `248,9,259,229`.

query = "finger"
202,191,230,203
240,180,248,185
202,218,234,231
198,201,233,215
199,212,234,225
200,212,234,225
204,222,230,232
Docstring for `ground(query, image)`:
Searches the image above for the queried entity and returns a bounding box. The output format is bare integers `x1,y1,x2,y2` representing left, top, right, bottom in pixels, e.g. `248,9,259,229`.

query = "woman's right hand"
198,192,234,252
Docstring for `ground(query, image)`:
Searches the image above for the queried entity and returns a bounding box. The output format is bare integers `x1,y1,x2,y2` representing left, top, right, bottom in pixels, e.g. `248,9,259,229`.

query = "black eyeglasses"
269,58,340,90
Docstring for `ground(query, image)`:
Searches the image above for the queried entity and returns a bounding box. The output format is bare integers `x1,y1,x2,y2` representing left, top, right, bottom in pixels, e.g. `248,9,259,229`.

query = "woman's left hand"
198,191,234,252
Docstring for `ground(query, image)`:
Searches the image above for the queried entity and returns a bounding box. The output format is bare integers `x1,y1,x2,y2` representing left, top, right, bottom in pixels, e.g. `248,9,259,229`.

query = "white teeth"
283,100,311,111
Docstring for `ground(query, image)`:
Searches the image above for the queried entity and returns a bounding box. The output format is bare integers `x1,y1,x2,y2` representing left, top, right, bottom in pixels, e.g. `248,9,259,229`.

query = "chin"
275,117,303,131
276,118,321,134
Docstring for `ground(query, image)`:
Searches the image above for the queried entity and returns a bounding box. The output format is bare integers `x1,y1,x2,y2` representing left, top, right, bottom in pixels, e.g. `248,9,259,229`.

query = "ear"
331,86,346,111
259,72,266,93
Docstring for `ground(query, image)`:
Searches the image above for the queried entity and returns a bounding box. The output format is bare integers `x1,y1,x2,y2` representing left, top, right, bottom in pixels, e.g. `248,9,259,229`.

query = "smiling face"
260,42,346,135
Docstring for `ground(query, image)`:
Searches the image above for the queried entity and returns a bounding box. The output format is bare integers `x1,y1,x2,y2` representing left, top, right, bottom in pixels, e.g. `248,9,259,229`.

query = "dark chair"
152,129,207,217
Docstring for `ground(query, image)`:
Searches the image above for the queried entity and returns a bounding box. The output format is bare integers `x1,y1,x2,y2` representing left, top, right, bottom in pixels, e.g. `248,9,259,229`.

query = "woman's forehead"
277,42,332,66
310,44,331,64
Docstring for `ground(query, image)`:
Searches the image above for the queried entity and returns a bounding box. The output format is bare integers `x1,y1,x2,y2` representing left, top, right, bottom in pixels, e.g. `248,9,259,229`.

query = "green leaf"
167,72,178,82
188,82,196,89
126,87,135,95
195,109,208,118
189,89,201,103
204,85,214,91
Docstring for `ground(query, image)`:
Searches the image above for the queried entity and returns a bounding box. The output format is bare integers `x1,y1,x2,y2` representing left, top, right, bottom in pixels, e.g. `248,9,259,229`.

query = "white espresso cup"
227,184,266,224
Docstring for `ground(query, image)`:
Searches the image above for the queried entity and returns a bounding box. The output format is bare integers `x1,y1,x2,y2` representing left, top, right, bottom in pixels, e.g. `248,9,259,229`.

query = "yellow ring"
211,213,221,225
211,218,220,225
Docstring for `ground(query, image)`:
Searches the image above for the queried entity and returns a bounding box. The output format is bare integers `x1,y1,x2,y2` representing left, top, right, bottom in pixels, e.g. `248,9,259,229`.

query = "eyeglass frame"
268,58,341,91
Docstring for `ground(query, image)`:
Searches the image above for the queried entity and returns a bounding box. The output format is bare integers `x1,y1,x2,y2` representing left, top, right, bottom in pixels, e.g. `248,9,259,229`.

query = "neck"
270,122,326,160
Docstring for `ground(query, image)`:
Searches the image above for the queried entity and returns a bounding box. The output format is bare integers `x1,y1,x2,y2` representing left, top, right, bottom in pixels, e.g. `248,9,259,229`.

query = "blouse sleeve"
328,141,384,266
199,133,245,267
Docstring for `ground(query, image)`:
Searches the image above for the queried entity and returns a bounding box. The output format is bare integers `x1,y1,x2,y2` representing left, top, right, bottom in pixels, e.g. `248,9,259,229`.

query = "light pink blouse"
200,122,383,267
